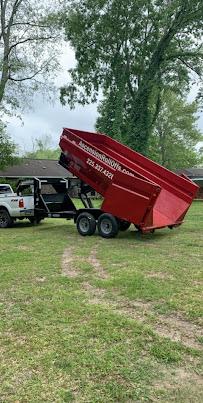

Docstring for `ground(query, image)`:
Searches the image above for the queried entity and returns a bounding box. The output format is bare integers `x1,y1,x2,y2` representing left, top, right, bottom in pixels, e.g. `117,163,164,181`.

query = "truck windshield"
0,186,12,194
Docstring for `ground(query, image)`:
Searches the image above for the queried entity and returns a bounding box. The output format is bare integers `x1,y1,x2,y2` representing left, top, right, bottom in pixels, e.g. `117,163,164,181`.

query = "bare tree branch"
7,35,58,56
9,70,45,82
178,57,202,76
7,0,24,35
0,0,61,108
167,51,203,60
8,57,54,82
5,22,52,29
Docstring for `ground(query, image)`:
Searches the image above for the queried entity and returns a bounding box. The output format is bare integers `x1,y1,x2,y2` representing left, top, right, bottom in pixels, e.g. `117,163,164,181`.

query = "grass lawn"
0,201,202,402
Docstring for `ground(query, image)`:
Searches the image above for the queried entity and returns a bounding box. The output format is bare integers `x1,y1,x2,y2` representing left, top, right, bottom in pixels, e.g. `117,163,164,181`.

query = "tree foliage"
25,135,60,160
0,0,62,113
0,120,17,169
148,92,202,169
61,0,203,153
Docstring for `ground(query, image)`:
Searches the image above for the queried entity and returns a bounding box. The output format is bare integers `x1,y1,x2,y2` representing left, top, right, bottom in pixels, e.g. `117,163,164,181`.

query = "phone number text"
86,158,113,179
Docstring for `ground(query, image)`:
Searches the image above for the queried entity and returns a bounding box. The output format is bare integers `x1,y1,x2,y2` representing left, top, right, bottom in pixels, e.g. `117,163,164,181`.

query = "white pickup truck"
0,184,34,228
0,178,81,229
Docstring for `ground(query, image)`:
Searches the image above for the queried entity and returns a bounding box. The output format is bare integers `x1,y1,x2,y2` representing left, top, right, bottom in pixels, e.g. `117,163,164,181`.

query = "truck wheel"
0,209,13,228
76,212,96,236
119,220,131,231
98,213,119,238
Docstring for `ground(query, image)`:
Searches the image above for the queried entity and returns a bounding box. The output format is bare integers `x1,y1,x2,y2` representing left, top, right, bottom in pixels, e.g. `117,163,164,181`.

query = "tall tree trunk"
0,49,9,104
128,7,185,154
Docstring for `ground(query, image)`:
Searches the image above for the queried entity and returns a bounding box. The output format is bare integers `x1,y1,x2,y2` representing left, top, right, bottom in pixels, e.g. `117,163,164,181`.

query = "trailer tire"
119,220,131,231
0,209,13,228
98,213,119,238
76,212,96,236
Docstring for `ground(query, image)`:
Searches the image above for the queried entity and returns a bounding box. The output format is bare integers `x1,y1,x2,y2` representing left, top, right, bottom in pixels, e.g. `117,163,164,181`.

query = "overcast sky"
7,44,203,154
7,45,98,153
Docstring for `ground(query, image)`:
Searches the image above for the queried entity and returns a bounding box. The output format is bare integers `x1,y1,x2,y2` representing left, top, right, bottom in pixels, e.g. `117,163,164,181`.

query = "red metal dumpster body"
59,128,198,232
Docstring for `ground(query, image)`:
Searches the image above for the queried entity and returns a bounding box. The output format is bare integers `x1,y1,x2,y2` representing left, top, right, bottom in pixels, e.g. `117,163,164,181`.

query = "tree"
0,120,17,169
96,90,132,145
196,145,203,167
148,91,202,169
61,0,203,154
25,135,60,160
0,0,62,112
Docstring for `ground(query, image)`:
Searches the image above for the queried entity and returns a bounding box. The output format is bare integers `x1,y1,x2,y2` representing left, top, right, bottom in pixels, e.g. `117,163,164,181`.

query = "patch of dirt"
192,280,203,286
16,245,32,251
82,282,106,304
3,332,27,346
154,314,203,350
35,276,46,283
82,284,203,350
146,272,173,280
114,303,203,350
88,248,109,279
115,300,154,322
173,368,203,385
61,248,80,278
83,283,153,320
61,245,203,350
152,366,203,398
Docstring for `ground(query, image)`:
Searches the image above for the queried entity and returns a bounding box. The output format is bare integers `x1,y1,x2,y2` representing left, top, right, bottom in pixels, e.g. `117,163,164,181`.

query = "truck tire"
0,209,13,228
76,212,96,236
119,220,131,231
97,213,119,238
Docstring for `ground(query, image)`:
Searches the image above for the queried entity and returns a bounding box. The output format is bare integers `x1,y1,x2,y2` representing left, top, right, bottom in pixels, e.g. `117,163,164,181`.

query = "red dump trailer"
59,128,198,238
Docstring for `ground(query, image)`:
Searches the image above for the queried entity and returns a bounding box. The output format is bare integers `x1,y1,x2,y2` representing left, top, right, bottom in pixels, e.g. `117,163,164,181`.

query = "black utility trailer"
16,177,96,224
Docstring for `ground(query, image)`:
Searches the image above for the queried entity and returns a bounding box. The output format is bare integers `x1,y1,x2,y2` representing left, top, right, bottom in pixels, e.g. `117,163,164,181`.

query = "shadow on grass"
116,226,175,242
5,221,34,229
92,227,175,243
9,220,69,230
9,219,177,244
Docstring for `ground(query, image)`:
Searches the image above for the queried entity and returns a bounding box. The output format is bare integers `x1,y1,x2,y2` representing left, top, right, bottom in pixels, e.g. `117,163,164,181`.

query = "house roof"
0,159,74,179
176,168,203,187
176,167,203,178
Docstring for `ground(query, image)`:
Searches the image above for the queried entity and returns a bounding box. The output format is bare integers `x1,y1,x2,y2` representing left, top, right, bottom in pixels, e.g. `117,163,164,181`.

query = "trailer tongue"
59,128,198,237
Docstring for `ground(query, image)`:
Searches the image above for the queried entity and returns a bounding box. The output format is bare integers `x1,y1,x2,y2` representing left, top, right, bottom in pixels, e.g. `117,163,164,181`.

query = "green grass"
0,201,202,402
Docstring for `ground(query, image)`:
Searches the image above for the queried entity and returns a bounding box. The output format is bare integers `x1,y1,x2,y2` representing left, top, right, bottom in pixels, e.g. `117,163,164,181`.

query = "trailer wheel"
0,209,13,228
76,212,96,236
98,213,119,238
119,220,131,231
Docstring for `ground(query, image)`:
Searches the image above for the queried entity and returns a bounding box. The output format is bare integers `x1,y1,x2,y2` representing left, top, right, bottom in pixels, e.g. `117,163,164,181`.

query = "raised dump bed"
59,128,198,236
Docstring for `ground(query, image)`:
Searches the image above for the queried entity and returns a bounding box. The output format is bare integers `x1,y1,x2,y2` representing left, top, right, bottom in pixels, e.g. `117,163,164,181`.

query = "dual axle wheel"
76,212,131,238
